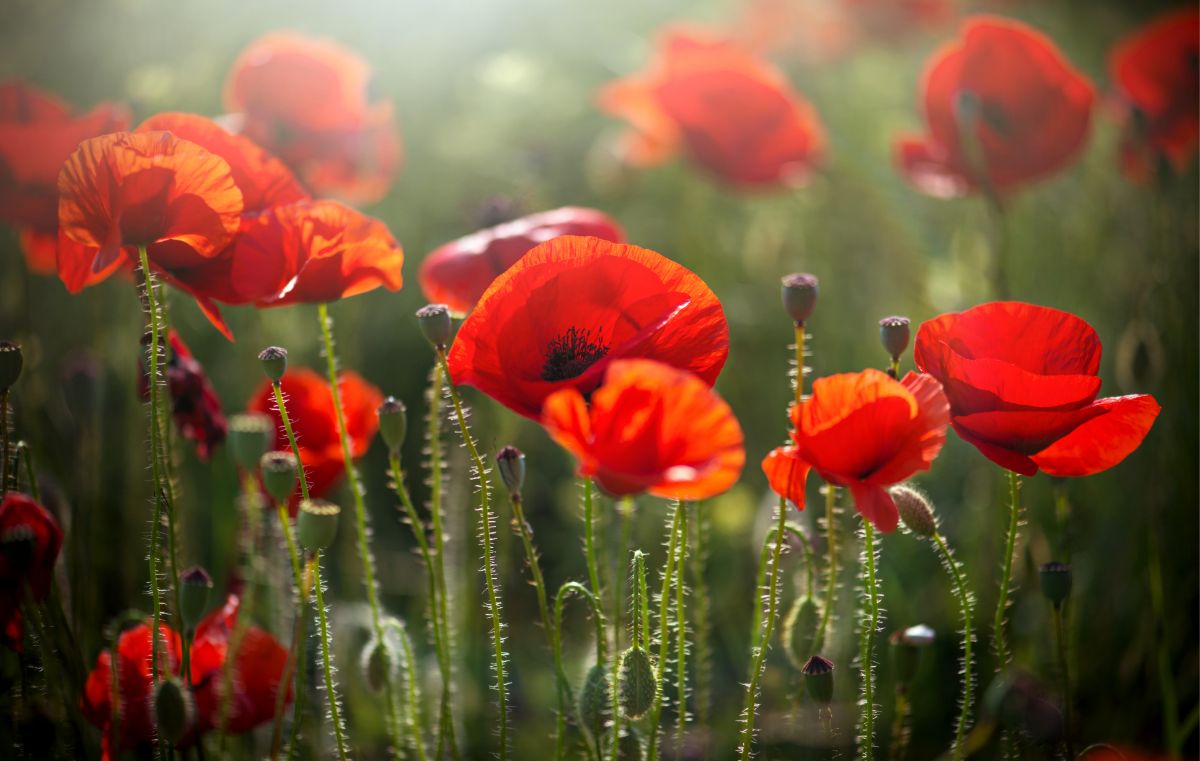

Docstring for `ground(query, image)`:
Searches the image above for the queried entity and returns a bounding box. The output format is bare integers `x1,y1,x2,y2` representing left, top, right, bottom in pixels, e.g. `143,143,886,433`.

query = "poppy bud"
616,727,643,761
780,273,819,325
298,499,340,551
783,596,821,669
889,624,936,683
879,316,911,361
801,654,834,705
416,304,453,348
891,485,937,538
618,647,656,719
361,637,393,695
495,446,526,495
578,663,610,739
179,566,212,633
261,451,299,504
377,397,407,452
1038,561,1072,607
153,678,192,745
0,341,22,392
228,413,273,472
257,346,288,383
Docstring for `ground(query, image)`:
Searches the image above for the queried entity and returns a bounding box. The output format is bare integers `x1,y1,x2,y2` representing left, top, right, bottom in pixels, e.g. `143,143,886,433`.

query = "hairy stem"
993,471,1021,670
932,531,975,761
272,383,311,502
647,501,684,761
858,522,881,760
270,503,308,761
691,504,712,732
816,484,839,652
674,503,689,754
312,553,350,761
794,322,806,405
553,582,605,761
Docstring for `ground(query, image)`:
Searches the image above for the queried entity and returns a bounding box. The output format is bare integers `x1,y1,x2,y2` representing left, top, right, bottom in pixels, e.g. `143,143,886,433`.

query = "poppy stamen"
541,326,609,382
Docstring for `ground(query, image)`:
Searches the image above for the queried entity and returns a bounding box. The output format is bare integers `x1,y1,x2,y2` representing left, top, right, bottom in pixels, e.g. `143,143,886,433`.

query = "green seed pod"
377,397,407,452
228,413,273,472
618,647,656,719
616,726,643,761
153,678,191,745
260,451,299,504
879,316,911,361
416,304,453,348
781,273,818,324
362,638,393,695
298,499,340,551
0,341,23,392
578,663,610,739
801,655,834,705
892,485,937,538
783,596,821,670
179,566,213,633
495,445,526,495
257,346,288,383
1039,561,1072,607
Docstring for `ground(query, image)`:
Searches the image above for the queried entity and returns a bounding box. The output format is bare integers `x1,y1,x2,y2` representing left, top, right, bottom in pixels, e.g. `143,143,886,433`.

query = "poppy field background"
0,0,1196,759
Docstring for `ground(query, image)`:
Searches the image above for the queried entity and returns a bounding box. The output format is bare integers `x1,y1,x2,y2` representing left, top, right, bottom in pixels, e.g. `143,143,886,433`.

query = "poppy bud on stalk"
1039,561,1072,607
781,273,819,325
179,566,212,633
578,663,611,739
879,316,911,362
261,451,299,504
416,304,453,348
228,413,273,472
891,485,937,538
0,341,22,392
257,346,288,383
496,445,526,496
783,596,821,669
618,646,656,718
890,624,936,683
377,397,407,452
362,637,393,694
801,654,834,705
616,727,642,761
153,677,192,745
298,499,341,551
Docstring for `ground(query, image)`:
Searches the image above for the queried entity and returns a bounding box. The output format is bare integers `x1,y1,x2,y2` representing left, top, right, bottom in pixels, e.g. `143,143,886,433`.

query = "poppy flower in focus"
56,131,244,292
0,81,129,274
247,368,383,507
894,16,1094,198
913,301,1161,477
447,235,728,420
224,32,401,204
0,492,63,650
598,27,824,189
1109,8,1200,183
138,330,228,461
762,369,949,532
420,207,625,314
543,359,744,499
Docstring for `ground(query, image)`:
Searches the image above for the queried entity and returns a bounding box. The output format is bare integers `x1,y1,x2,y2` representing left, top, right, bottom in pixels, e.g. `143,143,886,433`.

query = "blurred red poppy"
914,301,1161,477
224,32,401,204
56,131,244,292
762,369,949,532
0,81,129,274
1080,749,1172,761
138,330,228,461
0,492,63,650
420,207,625,314
447,235,728,420
1109,8,1200,183
247,368,383,507
598,27,824,189
543,359,744,499
894,16,1094,198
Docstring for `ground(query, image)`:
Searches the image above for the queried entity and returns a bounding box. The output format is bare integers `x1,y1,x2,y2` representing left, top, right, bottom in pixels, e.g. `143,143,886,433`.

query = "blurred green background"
0,0,1196,758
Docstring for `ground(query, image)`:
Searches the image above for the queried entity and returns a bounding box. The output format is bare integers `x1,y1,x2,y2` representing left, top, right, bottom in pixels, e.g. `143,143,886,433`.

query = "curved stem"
993,471,1021,670
751,521,817,649
554,582,606,761
509,493,553,648
738,495,788,761
646,501,684,761
387,618,429,761
312,553,350,761
932,531,975,761
270,503,308,761
816,484,839,652
858,522,881,760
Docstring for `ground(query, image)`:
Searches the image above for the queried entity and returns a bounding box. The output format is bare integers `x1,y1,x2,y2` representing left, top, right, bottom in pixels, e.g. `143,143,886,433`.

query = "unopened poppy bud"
781,273,819,325
298,499,340,551
889,624,935,683
0,341,22,392
618,647,656,719
892,485,937,538
416,304,453,348
616,727,642,761
261,451,299,504
179,566,212,632
377,397,407,452
1039,561,1072,607
578,663,611,739
257,346,288,383
153,678,192,745
879,316,911,361
228,413,273,471
362,638,393,694
496,446,526,495
783,596,821,669
801,655,834,704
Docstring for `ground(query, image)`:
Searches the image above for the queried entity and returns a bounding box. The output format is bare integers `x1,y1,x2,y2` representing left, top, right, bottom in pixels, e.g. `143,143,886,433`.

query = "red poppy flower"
247,368,383,507
913,301,1161,477
224,32,401,204
598,27,824,188
138,330,228,461
0,81,130,273
447,235,728,420
894,16,1094,198
1080,749,1171,761
762,369,949,532
543,359,744,499
420,207,625,314
1109,8,1200,183
56,131,244,292
0,492,63,650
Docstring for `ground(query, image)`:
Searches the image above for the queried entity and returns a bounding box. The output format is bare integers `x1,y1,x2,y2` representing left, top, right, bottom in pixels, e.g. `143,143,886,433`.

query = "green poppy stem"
646,500,684,761
993,471,1021,670
931,531,975,761
857,521,881,760
815,484,839,651
312,552,350,761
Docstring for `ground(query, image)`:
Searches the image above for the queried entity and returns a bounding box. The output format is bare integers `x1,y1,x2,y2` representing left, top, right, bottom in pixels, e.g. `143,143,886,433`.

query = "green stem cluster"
553,582,605,761
646,500,685,761
993,471,1022,670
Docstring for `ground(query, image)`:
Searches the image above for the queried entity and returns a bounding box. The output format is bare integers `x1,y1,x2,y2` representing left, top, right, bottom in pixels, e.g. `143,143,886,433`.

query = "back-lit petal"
762,446,811,509
1030,394,1161,477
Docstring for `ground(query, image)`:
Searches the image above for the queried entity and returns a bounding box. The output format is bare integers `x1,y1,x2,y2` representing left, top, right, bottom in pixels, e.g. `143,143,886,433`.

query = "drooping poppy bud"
261,452,299,504
0,341,22,392
1039,561,1072,607
416,304,453,348
257,346,288,383
618,647,656,719
578,663,611,740
801,654,834,704
879,316,911,362
891,485,937,538
781,273,819,324
228,413,273,472
179,566,213,633
361,637,393,695
495,446,526,496
616,727,643,761
153,678,192,746
298,499,340,551
783,596,821,669
377,397,407,452
889,624,936,683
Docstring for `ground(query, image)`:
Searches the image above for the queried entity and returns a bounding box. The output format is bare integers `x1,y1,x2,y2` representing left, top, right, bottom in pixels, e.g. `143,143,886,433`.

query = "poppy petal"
1031,394,1161,477
762,445,811,509
848,482,900,533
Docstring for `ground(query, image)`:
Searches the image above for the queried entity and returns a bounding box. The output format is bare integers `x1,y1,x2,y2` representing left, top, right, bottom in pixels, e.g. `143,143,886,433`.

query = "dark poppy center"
540,326,609,382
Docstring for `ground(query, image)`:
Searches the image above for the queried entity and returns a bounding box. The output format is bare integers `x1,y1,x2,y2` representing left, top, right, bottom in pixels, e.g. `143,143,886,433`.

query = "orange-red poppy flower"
914,301,1161,477
56,131,244,292
543,359,744,499
598,27,824,189
894,16,1094,198
247,368,383,507
420,207,624,314
447,235,728,420
762,369,949,532
137,329,227,461
1109,8,1200,183
0,81,130,274
0,492,63,651
224,32,401,204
